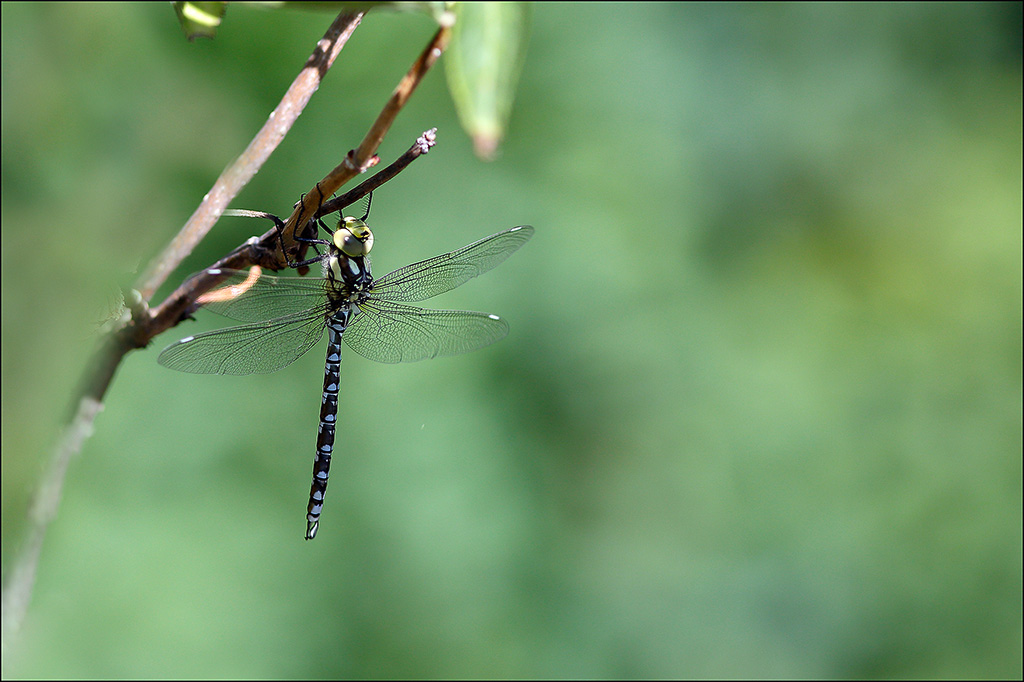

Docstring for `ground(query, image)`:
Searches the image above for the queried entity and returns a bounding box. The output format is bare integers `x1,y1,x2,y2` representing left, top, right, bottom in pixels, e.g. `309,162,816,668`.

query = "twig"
277,24,452,258
316,128,437,220
1,397,102,660
1,10,452,653
138,11,364,303
2,9,365,655
151,129,438,326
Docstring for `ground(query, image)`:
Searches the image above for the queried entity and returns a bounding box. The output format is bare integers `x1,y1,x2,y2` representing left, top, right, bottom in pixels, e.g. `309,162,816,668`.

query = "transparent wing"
158,309,328,375
343,299,509,364
189,268,332,323
370,225,533,303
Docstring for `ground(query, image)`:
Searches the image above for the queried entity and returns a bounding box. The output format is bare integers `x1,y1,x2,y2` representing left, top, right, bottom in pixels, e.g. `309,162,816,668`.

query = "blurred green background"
2,2,1021,678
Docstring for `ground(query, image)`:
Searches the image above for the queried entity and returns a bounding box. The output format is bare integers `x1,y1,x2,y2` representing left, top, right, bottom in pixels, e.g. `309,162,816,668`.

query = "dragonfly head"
334,217,374,257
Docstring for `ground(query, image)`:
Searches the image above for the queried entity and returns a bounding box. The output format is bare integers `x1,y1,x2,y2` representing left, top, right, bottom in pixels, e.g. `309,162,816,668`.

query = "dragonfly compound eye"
334,218,374,257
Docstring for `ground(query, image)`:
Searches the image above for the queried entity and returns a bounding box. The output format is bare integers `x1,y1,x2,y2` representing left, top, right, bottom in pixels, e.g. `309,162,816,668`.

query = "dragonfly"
158,200,533,539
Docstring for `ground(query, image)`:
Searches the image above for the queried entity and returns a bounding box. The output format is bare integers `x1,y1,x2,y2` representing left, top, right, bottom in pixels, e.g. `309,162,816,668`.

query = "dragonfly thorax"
325,250,372,299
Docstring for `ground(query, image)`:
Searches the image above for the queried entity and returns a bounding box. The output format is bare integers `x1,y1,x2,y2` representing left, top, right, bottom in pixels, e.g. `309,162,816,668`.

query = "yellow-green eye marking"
333,217,374,257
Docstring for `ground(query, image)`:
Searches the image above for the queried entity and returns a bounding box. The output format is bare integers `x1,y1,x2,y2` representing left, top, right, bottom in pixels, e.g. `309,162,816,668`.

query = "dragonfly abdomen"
306,310,351,540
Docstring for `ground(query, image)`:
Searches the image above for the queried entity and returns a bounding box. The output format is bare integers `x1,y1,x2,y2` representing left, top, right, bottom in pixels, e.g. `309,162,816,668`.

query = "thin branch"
1,9,363,653
137,25,452,379
148,129,439,335
278,24,452,253
2,12,455,651
317,128,437,220
137,11,364,303
3,12,454,649
2,397,103,660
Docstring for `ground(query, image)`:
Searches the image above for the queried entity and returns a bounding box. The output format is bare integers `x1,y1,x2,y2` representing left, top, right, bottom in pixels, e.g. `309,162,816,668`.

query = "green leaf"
173,1,227,41
445,2,531,160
